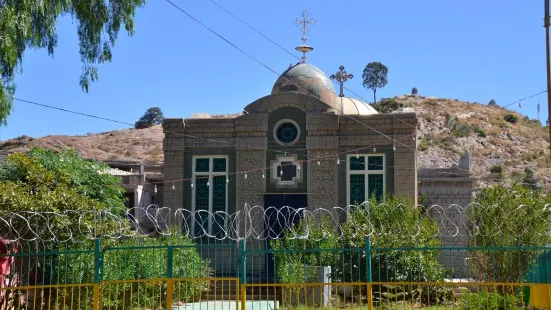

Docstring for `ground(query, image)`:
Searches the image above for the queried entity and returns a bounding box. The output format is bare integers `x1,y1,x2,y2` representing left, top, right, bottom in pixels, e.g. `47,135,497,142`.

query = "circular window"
273,119,300,146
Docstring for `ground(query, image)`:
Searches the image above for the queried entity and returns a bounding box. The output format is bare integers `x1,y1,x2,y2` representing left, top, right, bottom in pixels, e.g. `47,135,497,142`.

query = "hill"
1,96,549,186
388,95,550,186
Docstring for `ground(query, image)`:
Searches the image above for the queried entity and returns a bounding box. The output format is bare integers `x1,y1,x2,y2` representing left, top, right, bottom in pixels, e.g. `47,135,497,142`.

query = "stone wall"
339,112,418,204
418,154,476,278
162,119,186,227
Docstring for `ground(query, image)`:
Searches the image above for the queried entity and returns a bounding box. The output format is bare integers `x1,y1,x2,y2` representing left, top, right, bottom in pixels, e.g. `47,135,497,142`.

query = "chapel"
161,13,417,236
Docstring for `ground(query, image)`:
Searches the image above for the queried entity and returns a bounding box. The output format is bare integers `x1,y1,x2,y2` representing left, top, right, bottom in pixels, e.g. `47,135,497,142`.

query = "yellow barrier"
0,283,97,310
2,280,551,309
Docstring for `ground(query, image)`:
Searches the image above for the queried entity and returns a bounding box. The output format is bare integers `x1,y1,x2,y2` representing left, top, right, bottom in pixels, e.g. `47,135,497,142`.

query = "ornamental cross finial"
330,65,354,97
294,10,316,44
293,11,316,63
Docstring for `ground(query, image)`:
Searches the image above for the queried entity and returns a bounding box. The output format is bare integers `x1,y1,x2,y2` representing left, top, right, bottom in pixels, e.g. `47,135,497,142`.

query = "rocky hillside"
389,95,550,186
1,96,549,186
0,125,164,164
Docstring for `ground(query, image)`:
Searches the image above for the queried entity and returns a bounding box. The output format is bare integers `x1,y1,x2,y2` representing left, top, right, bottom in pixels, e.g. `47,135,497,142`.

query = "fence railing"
2,237,551,309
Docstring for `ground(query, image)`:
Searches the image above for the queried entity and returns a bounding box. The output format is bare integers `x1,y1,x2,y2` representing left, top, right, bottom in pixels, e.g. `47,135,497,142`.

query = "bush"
488,99,497,106
270,216,340,305
411,87,418,95
452,123,473,137
504,114,518,124
338,196,452,305
460,290,525,310
373,98,400,113
469,183,551,285
489,165,503,174
474,126,487,137
50,231,211,308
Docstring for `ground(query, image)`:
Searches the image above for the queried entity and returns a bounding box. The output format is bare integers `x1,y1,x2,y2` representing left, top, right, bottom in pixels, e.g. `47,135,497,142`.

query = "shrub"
504,114,518,124
270,216,340,305
452,123,473,137
50,231,211,308
489,165,503,174
411,87,418,95
469,183,551,285
373,98,400,113
418,137,431,151
460,290,525,310
488,99,497,106
474,126,487,137
338,196,452,305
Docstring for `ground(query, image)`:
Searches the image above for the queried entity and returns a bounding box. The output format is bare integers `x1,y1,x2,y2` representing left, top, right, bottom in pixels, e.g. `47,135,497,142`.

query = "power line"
501,90,547,109
163,0,417,152
13,97,134,126
206,0,417,129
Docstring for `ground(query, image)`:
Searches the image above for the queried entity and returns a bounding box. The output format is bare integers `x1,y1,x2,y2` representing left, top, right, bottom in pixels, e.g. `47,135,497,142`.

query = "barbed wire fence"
1,202,551,245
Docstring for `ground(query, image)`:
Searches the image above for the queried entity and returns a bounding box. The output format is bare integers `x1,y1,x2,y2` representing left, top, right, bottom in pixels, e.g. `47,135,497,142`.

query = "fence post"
238,239,247,310
93,238,102,310
239,239,246,285
166,246,174,310
366,236,373,310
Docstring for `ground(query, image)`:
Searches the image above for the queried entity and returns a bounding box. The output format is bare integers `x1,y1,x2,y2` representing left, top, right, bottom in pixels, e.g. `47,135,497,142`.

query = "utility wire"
163,0,417,152
206,0,417,129
13,97,134,126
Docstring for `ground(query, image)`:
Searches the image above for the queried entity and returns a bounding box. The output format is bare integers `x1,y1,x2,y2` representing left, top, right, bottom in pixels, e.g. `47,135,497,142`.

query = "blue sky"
2,0,548,139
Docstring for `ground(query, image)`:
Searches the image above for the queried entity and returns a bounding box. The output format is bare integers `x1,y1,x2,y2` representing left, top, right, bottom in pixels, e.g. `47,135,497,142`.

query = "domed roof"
271,63,337,106
339,97,379,115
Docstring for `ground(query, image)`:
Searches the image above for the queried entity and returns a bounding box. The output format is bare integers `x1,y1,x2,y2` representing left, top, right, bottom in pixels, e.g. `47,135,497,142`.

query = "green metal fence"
3,237,551,308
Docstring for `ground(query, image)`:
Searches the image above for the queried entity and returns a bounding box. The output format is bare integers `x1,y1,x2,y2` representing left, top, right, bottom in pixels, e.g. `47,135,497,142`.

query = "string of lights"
14,89,545,187
11,1,546,188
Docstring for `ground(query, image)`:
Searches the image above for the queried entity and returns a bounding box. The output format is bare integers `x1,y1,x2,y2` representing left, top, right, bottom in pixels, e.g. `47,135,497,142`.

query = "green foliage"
373,98,400,113
469,183,551,283
460,290,524,310
444,114,477,137
488,99,497,106
474,126,487,137
489,165,503,174
0,148,127,240
362,62,388,104
411,87,418,95
135,107,165,129
339,196,451,305
0,0,145,125
504,114,519,124
271,217,339,305
271,217,339,283
522,167,539,190
418,136,431,151
51,231,211,307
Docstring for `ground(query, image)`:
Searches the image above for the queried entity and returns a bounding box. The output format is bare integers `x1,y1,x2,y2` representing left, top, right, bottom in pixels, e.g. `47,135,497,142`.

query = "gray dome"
339,97,379,115
271,63,337,107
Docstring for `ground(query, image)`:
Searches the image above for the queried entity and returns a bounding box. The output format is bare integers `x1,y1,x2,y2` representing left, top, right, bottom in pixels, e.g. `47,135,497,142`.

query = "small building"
106,161,164,233
162,41,417,236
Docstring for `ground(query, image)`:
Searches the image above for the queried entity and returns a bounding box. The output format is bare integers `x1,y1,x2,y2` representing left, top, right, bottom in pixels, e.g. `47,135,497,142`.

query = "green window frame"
192,156,228,236
347,154,386,207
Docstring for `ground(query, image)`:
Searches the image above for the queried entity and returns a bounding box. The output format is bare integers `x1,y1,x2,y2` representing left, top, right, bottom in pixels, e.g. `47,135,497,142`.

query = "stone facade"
162,62,418,277
418,154,476,278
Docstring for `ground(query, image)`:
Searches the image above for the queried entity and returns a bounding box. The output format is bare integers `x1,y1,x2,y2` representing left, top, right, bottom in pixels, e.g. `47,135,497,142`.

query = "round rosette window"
274,119,300,146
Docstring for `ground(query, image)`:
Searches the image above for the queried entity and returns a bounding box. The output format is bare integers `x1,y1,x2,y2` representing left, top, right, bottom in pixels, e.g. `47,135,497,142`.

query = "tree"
362,62,388,104
469,183,551,284
135,107,164,129
488,99,497,106
411,87,418,95
0,148,127,241
0,0,146,125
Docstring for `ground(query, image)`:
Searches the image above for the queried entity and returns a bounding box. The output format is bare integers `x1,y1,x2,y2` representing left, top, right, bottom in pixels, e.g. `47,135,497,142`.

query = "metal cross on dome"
294,10,316,45
330,65,354,97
